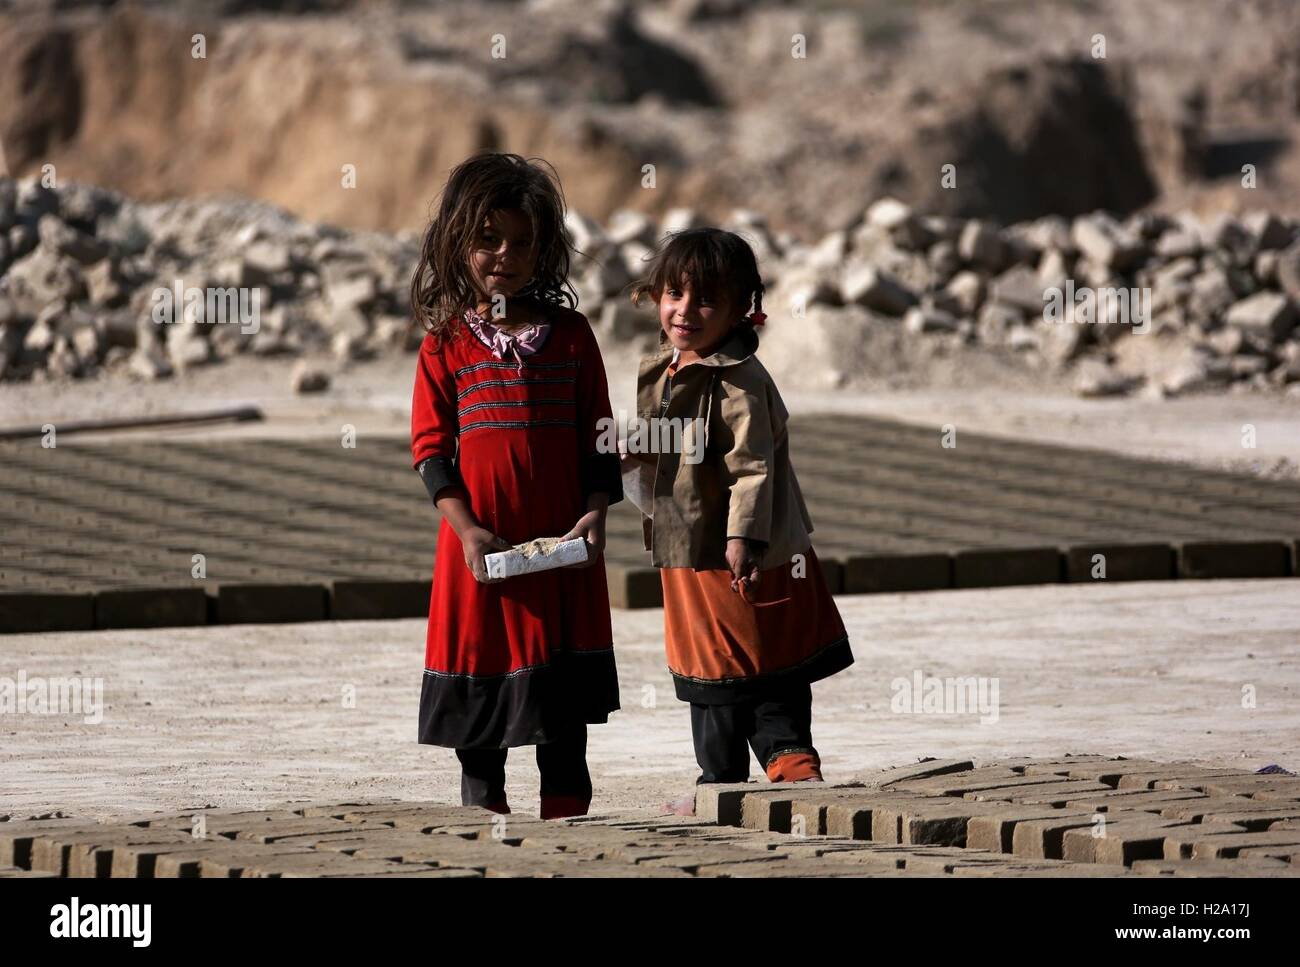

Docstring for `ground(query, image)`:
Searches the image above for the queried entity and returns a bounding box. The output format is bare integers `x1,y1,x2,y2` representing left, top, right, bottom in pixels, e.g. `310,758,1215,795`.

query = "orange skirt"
660,545,852,703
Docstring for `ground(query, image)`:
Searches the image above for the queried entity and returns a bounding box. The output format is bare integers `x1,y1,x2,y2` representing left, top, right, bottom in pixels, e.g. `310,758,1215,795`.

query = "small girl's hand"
461,526,513,583
561,510,606,567
726,537,761,594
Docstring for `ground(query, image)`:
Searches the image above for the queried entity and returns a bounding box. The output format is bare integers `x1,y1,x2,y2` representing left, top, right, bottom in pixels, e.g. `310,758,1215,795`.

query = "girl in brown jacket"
625,228,853,807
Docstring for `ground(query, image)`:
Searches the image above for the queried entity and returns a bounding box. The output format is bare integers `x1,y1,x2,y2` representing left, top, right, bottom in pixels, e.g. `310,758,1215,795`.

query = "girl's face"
658,279,740,356
469,208,537,309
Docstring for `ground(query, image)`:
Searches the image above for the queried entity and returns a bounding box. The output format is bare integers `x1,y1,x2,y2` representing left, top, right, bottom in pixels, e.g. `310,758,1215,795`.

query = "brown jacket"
634,324,814,570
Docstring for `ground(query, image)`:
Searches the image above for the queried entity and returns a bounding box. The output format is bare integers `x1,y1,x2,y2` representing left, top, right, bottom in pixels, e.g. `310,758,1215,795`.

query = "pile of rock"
2,175,1299,399
573,199,1300,398
0,177,420,386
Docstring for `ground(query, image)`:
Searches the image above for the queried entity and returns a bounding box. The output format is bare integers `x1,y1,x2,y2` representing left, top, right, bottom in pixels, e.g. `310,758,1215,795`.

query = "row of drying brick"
4,756,1299,879
0,799,1161,879
697,756,1300,873
4,536,1298,633
0,801,1064,879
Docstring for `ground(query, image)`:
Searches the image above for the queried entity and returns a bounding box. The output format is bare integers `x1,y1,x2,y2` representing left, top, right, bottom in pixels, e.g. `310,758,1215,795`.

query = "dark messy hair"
409,153,579,342
629,227,765,324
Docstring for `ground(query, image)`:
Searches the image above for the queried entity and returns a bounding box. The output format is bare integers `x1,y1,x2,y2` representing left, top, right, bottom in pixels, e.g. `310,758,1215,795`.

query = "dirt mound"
4,1,1300,240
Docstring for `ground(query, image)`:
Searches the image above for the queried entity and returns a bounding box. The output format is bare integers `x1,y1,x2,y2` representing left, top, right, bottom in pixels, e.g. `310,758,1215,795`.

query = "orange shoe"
766,751,823,783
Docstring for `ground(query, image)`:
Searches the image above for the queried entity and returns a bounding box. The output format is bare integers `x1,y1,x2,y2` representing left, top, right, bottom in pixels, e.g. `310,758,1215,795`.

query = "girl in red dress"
408,153,622,819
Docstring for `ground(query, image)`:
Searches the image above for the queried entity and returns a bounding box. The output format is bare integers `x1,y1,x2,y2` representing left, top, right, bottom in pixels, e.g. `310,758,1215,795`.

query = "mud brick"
1115,770,1248,790
984,754,1109,772
953,547,1062,588
317,802,475,822
1158,798,1294,821
199,846,320,877
1250,786,1300,802
902,851,1041,876
816,844,933,873
232,820,361,844
1199,777,1300,798
739,783,863,833
1178,540,1291,579
154,844,273,878
790,788,886,835
1065,544,1175,583
94,587,208,630
825,801,879,840
967,809,1096,853
1239,845,1300,862
1012,815,1105,859
317,867,483,878
0,819,100,868
515,828,658,858
330,580,430,620
216,583,329,623
566,842,683,865
641,849,793,875
694,782,760,826
1064,789,1209,812
1191,809,1300,831
1131,858,1298,878
0,591,95,633
0,867,61,878
240,855,413,878
893,771,1070,797
144,809,305,835
965,780,1114,805
844,553,951,593
65,829,196,877
392,814,552,837
1027,759,1186,784
288,798,403,818
694,860,875,878
112,840,250,878
1063,819,1243,866
606,565,662,609
860,758,977,788
259,830,418,853
873,799,1008,846
30,828,157,876
953,863,1134,877
351,835,522,869
1164,829,1300,860
489,859,691,878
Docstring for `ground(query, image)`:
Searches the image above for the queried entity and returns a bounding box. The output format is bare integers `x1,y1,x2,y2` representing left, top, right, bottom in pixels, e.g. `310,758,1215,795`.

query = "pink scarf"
464,305,550,371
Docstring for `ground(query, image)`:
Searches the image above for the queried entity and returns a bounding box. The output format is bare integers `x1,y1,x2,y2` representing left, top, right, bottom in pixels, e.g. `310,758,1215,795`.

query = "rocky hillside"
2,0,1300,240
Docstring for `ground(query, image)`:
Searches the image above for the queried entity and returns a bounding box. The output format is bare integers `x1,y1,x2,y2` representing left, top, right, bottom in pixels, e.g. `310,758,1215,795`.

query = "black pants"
690,680,817,783
455,724,592,808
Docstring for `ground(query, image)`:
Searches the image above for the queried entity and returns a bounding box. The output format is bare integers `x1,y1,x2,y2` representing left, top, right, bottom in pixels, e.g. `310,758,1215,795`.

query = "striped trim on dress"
460,418,577,436
458,398,576,418
454,359,579,378
456,376,576,401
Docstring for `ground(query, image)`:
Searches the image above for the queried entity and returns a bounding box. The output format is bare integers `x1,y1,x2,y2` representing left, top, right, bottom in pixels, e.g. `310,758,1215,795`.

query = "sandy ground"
2,351,1298,479
2,578,1297,822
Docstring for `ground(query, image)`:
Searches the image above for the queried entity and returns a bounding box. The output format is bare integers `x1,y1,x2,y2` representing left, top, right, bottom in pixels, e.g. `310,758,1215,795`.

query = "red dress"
410,307,621,749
